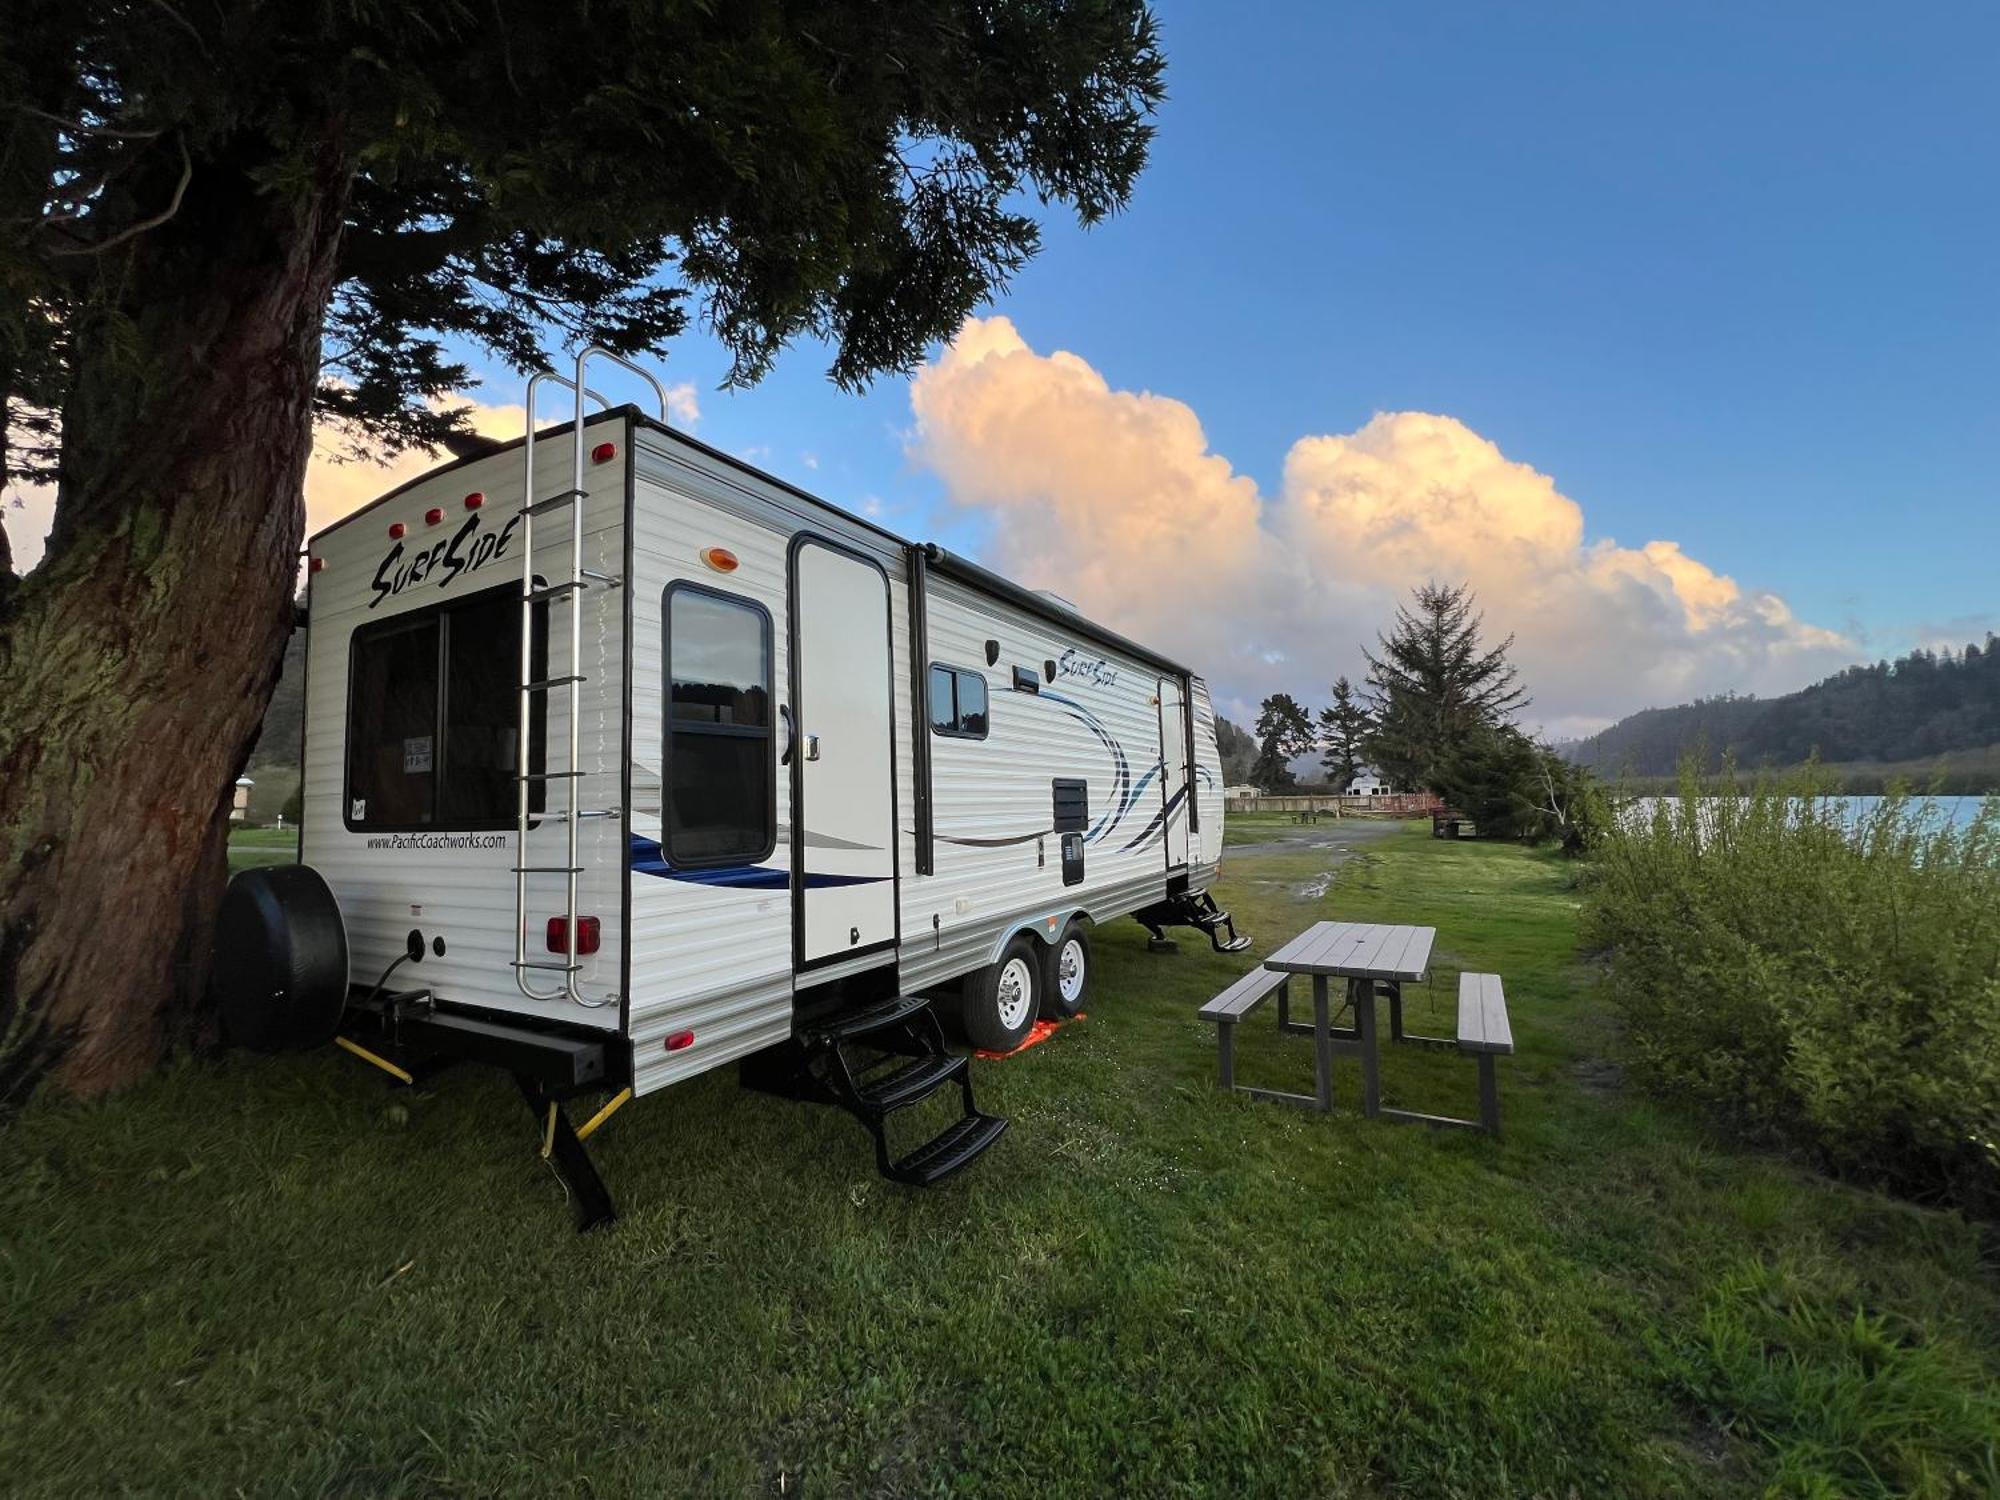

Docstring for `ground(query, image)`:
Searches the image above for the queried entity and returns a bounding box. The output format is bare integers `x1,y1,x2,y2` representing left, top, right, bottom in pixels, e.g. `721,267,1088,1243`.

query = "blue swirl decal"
630,835,883,889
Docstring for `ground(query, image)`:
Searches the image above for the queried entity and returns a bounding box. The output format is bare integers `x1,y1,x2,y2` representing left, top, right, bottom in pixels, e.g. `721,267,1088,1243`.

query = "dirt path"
1224,818,1408,861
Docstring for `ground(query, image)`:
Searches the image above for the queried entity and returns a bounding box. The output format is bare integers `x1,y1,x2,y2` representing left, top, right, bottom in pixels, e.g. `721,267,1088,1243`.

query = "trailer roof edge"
307,405,1199,683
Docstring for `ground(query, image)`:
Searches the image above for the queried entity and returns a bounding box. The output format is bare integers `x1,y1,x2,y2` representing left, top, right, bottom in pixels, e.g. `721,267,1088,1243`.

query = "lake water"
1625,795,1992,833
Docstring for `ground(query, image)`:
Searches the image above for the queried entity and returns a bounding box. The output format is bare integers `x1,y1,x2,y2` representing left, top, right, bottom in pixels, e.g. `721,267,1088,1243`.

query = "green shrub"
1585,764,2000,1213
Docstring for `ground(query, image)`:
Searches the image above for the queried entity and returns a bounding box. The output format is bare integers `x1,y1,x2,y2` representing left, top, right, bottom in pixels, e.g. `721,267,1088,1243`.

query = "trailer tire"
211,864,349,1054
1040,922,1091,1020
960,936,1041,1054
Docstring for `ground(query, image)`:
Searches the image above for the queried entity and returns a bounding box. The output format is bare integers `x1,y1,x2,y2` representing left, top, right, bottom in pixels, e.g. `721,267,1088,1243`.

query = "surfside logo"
367,511,521,609
1056,646,1118,688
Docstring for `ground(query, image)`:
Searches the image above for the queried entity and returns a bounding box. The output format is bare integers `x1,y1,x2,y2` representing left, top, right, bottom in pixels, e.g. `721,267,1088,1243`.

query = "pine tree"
1364,582,1527,792
1251,693,1315,790
1317,676,1373,789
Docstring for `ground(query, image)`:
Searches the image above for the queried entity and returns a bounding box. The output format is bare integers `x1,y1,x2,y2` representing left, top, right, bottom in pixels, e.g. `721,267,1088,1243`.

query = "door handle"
805,733,821,762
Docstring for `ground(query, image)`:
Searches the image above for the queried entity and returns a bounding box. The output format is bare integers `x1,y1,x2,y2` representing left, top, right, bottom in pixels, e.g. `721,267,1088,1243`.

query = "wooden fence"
1224,792,1443,818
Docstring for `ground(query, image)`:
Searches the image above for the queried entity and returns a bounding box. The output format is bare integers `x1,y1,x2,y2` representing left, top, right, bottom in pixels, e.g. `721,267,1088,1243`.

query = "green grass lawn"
228,823,300,873
4,826,1996,1495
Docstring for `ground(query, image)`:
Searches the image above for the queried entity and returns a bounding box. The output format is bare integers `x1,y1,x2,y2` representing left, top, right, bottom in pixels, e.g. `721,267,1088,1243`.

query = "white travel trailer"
213,351,1244,1228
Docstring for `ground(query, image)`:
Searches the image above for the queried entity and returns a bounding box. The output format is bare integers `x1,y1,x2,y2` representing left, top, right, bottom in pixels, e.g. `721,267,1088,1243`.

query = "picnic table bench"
1197,921,1514,1134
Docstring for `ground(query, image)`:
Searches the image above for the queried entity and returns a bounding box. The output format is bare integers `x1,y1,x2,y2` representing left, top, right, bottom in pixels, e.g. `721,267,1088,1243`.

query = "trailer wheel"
961,936,1041,1053
1040,922,1091,1020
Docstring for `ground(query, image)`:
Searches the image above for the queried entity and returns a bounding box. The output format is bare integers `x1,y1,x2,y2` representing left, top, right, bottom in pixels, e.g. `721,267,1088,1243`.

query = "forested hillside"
1570,635,2000,777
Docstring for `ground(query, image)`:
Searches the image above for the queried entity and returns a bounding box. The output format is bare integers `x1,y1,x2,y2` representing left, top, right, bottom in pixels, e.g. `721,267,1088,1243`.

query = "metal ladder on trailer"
512,346,670,1005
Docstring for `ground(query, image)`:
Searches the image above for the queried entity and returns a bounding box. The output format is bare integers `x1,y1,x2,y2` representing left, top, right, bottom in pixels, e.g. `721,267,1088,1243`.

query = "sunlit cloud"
909,316,1855,736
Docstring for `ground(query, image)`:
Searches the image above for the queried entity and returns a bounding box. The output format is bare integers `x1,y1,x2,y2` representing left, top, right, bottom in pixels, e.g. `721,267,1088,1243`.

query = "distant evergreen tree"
1364,582,1526,792
1318,677,1373,788
1214,716,1260,784
1251,693,1316,789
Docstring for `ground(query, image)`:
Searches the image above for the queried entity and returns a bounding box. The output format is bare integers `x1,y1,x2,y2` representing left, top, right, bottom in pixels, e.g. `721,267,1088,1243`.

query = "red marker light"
425,506,444,526
701,546,739,573
546,915,601,956
309,557,325,574
463,491,485,510
664,1030,695,1052
590,441,617,465
388,522,406,540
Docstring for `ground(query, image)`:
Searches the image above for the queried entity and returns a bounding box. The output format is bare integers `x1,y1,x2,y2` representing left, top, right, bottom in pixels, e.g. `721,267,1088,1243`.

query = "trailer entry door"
1158,675,1191,870
791,539,898,968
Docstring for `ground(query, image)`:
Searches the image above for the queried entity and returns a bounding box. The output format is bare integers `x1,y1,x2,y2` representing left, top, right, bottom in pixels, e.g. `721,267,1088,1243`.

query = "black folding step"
738,994,1007,1187
856,1052,966,1114
1133,889,1251,954
889,1112,1010,1187
805,992,932,1044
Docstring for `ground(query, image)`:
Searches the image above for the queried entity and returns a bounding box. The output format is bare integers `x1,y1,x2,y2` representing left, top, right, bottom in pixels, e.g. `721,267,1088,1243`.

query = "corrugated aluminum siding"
897,577,1179,992
624,427,909,1095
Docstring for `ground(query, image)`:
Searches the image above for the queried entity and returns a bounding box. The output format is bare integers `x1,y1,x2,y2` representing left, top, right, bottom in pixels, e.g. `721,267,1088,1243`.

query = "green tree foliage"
1570,634,2000,779
2,1,1167,474
1364,582,1526,792
1435,723,1607,853
1317,676,1372,788
1251,693,1315,789
1213,716,1258,785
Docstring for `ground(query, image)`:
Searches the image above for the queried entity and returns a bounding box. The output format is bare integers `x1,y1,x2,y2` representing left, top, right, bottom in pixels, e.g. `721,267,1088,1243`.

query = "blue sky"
20,2,1982,727
593,1,1983,704
563,0,1997,674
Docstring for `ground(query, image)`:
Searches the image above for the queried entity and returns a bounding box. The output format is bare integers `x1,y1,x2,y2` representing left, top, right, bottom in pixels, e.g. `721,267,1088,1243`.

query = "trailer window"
928,664,988,739
344,584,545,831
665,584,773,865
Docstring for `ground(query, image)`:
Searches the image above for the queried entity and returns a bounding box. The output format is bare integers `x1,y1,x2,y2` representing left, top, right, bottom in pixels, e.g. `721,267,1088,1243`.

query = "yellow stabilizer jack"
575,1087,633,1143
335,1035,413,1085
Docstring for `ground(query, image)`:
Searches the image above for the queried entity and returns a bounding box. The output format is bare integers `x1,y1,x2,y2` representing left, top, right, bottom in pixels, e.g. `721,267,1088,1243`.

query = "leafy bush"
1435,725,1610,853
1585,764,2000,1213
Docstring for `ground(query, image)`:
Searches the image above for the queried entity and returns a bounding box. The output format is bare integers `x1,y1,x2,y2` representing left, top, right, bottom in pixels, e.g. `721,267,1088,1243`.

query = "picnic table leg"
1217,1020,1235,1091
1356,980,1382,1117
1276,976,1291,1031
1312,974,1333,1112
1477,1053,1500,1135
1385,980,1404,1041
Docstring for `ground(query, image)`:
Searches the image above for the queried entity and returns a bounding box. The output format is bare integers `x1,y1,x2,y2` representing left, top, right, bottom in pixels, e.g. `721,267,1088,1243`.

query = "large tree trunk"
0,137,351,1103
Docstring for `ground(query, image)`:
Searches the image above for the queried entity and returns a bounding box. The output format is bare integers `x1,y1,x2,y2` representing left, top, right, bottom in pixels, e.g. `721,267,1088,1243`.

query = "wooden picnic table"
1263,920,1435,1115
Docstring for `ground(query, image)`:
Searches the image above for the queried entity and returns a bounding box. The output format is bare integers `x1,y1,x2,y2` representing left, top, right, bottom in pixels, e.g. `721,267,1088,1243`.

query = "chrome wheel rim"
1057,938,1087,1004
997,956,1035,1031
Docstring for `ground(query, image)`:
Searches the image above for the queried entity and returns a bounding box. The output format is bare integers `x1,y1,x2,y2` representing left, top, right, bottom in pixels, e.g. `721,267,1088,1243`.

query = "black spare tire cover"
212,864,349,1053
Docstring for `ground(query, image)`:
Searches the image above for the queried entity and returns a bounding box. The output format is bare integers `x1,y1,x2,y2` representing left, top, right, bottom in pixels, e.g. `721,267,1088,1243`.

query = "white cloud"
908,316,1855,736
664,381,701,427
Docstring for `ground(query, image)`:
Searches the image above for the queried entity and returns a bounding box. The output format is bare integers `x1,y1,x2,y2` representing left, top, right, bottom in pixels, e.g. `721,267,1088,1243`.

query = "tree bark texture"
0,136,351,1103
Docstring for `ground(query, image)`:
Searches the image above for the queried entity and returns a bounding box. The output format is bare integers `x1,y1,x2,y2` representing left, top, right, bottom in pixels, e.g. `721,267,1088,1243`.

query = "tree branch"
46,136,191,257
